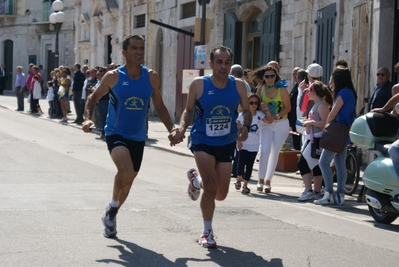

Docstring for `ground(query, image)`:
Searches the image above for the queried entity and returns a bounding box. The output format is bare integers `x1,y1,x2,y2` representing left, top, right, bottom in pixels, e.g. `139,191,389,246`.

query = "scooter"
350,112,399,224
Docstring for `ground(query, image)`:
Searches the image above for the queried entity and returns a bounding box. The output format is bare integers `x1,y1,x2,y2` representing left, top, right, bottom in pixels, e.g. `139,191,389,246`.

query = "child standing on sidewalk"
46,80,55,118
234,93,265,194
32,75,43,116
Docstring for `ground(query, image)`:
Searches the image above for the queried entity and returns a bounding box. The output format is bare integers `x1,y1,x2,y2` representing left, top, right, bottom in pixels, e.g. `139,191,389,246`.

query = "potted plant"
276,142,300,172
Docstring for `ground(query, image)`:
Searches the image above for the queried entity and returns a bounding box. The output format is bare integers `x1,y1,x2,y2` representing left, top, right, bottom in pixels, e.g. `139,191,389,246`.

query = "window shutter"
260,1,281,66
223,12,242,64
316,3,336,84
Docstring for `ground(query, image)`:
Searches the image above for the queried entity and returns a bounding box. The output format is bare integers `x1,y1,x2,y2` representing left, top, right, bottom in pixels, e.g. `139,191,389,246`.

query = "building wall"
0,0,75,86
1,0,397,121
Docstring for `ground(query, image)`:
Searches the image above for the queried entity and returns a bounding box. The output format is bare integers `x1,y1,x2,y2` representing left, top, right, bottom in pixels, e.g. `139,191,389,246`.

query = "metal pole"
199,0,206,76
54,23,62,66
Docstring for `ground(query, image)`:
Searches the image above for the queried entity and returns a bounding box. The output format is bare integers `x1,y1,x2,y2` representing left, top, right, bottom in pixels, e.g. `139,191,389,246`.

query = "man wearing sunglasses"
369,67,392,111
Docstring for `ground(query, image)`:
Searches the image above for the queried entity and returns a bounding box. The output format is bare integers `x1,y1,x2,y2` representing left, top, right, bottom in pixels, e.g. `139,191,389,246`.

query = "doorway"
4,40,13,91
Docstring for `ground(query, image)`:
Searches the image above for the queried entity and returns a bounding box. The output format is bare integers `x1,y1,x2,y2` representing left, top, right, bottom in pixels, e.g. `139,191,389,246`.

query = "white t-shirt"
237,110,265,152
296,88,304,119
46,86,54,101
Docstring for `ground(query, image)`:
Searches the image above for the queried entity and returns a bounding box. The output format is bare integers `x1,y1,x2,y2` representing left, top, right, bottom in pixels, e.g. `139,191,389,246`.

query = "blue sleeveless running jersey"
105,65,153,141
190,75,240,146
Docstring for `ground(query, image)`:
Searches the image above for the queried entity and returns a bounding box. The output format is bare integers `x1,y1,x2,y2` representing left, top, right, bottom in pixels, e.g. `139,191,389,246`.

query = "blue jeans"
388,139,399,178
319,148,347,194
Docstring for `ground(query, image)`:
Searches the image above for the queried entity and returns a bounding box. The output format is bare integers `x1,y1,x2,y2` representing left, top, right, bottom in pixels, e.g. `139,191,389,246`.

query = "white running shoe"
334,192,345,205
101,204,118,238
198,230,217,248
314,192,334,205
187,168,201,201
298,190,316,202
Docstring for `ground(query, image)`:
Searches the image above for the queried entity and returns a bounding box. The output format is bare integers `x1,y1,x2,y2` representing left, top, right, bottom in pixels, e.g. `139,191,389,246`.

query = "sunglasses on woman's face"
249,101,259,105
264,74,276,79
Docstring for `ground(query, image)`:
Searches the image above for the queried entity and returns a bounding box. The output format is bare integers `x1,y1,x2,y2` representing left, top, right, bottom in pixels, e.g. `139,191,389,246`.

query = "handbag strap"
309,122,314,142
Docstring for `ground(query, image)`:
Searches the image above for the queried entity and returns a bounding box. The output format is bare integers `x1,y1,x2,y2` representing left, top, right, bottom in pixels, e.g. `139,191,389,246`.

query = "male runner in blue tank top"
82,35,176,238
169,45,252,248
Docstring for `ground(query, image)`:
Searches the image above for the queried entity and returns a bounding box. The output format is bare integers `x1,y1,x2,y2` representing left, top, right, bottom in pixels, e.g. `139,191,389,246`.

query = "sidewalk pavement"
0,89,300,180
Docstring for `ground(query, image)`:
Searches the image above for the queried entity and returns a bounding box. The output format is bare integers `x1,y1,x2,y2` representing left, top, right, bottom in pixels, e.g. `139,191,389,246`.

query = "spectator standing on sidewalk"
253,65,291,193
288,66,301,150
82,35,175,239
46,80,55,118
297,81,332,202
58,68,72,123
315,67,357,206
32,75,44,115
234,93,264,194
14,66,25,111
25,64,34,113
72,63,86,124
168,45,251,248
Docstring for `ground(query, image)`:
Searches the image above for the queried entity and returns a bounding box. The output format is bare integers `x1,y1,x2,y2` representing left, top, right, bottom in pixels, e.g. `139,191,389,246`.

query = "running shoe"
102,204,118,238
314,192,334,205
334,192,345,205
198,230,217,248
187,168,201,201
298,190,316,202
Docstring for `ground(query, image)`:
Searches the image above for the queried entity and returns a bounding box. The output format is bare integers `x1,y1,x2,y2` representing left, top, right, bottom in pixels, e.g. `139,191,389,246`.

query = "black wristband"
243,125,250,131
167,125,176,133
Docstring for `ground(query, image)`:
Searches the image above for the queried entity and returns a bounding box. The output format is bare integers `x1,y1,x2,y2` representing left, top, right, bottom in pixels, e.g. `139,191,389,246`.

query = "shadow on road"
96,238,283,266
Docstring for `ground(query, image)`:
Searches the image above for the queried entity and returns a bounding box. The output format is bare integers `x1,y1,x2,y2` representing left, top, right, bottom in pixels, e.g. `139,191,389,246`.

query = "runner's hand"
168,128,185,146
82,120,94,133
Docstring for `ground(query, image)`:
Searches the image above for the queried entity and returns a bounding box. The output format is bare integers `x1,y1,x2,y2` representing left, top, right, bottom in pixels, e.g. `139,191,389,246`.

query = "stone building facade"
0,0,398,121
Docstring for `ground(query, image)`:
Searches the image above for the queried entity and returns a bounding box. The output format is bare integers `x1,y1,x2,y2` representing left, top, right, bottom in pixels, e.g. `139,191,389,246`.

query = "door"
47,50,56,82
175,26,194,121
4,40,13,91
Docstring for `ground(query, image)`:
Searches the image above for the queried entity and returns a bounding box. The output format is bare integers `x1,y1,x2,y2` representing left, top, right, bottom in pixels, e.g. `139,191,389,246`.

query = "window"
181,1,195,19
42,0,50,22
0,0,13,15
135,14,145,28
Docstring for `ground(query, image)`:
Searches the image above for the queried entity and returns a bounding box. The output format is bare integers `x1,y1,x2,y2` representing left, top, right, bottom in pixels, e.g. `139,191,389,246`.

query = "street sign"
194,45,207,70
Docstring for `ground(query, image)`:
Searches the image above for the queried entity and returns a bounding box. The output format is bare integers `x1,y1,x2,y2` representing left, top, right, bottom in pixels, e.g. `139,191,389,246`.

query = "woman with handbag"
297,81,332,201
315,67,357,205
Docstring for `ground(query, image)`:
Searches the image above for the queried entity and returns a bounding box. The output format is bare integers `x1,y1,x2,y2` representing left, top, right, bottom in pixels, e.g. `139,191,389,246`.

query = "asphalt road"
1,106,399,267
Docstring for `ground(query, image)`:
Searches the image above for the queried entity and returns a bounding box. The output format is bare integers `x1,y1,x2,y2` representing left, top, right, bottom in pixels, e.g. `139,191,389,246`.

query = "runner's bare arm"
236,79,251,141
149,69,175,132
169,77,202,146
82,70,117,132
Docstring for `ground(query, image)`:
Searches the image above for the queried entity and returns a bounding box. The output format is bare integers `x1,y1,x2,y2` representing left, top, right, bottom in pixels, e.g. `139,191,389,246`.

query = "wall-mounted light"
25,9,31,16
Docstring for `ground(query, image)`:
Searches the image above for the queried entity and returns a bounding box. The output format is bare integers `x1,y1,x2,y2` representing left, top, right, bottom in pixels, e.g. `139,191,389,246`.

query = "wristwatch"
167,125,176,133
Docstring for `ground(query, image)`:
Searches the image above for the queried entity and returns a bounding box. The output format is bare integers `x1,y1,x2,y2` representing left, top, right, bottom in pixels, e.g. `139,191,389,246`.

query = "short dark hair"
122,35,145,51
335,59,348,68
296,69,307,82
74,63,81,69
210,45,233,63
